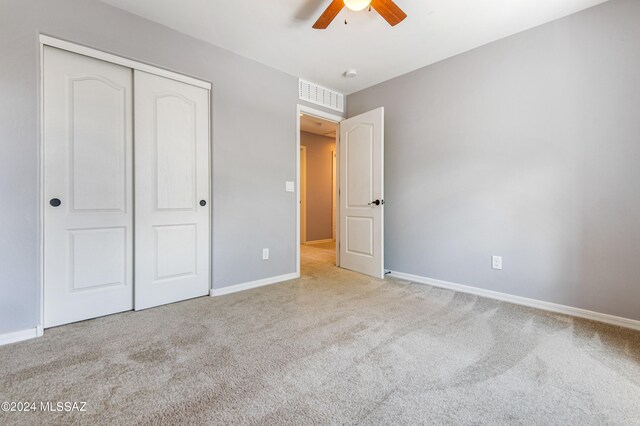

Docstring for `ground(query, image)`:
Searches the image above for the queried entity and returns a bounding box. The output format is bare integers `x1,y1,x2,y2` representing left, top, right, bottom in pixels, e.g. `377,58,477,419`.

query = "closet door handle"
199,200,207,207
50,198,62,207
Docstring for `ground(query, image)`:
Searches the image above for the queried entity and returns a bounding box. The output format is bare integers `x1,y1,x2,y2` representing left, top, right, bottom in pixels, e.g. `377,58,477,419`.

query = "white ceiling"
99,0,608,94
301,114,338,138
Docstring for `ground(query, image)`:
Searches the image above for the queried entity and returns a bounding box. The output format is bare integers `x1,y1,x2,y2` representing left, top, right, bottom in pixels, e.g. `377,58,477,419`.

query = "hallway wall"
301,131,335,242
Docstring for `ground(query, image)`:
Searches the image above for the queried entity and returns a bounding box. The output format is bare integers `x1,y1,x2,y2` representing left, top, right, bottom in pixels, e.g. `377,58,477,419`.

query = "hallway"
300,241,336,271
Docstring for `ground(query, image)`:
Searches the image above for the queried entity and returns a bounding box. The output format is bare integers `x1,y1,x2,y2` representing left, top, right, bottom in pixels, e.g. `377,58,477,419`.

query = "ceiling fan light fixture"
343,0,372,12
313,0,406,29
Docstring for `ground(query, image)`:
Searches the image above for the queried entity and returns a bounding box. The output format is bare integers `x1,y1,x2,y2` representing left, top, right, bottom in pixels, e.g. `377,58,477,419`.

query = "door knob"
368,199,384,206
50,198,61,207
199,200,207,207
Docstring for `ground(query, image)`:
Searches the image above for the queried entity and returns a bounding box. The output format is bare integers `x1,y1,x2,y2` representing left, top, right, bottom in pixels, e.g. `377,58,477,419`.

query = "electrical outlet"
262,248,269,260
492,256,502,270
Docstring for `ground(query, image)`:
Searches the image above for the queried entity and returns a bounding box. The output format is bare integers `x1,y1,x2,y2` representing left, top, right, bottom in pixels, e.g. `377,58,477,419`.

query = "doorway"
296,105,385,279
296,106,342,274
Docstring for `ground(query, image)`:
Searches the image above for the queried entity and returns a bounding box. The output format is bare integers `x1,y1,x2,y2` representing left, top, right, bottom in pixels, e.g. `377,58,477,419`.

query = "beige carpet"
1,243,639,425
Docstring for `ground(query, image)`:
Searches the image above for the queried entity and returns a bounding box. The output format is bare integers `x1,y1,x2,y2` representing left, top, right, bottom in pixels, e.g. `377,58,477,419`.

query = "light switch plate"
492,256,502,270
285,181,295,192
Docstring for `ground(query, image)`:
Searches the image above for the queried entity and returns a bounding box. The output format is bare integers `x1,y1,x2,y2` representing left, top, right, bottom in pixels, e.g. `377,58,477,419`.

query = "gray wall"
301,131,336,242
0,0,309,334
348,0,640,321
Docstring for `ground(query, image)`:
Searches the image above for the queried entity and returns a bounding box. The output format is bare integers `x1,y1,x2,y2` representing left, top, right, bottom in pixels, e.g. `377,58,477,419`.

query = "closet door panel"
134,71,210,310
155,95,196,210
43,47,133,328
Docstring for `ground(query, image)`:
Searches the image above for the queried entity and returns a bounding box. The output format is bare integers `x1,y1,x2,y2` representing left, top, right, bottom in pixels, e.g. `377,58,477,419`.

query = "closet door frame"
38,35,213,337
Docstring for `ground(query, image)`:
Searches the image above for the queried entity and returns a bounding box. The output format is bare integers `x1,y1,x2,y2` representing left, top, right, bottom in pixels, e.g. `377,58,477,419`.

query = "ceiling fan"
313,0,407,29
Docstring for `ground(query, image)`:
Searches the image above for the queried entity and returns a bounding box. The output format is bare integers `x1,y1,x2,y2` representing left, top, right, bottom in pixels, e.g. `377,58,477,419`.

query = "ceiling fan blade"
370,0,407,26
312,0,344,29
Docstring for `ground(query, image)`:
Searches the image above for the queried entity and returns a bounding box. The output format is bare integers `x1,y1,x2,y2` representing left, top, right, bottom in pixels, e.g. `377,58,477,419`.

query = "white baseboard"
210,272,299,297
304,239,334,245
387,271,640,332
0,326,41,346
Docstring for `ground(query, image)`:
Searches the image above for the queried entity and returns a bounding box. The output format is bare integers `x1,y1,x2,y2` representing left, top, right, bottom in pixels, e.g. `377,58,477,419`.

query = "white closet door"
134,71,211,310
43,47,133,328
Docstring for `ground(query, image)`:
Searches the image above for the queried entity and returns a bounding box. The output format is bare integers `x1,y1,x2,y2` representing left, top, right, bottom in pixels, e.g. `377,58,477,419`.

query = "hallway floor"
1,244,639,425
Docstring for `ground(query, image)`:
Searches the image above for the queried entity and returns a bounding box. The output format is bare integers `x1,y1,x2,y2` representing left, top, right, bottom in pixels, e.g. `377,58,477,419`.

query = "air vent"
299,79,344,113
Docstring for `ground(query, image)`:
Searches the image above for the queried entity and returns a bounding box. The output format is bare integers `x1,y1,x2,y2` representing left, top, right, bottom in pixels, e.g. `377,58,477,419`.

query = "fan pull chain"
344,6,372,25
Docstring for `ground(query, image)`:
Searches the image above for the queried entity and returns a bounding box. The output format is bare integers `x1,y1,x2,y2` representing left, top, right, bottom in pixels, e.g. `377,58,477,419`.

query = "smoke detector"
344,69,358,78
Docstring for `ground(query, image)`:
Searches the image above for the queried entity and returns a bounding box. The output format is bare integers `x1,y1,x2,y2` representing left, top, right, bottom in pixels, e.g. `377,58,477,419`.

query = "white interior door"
134,71,211,310
339,107,384,278
43,47,133,327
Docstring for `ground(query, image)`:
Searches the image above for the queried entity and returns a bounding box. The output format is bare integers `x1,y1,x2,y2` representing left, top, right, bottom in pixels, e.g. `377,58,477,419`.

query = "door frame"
38,35,213,336
296,104,343,276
